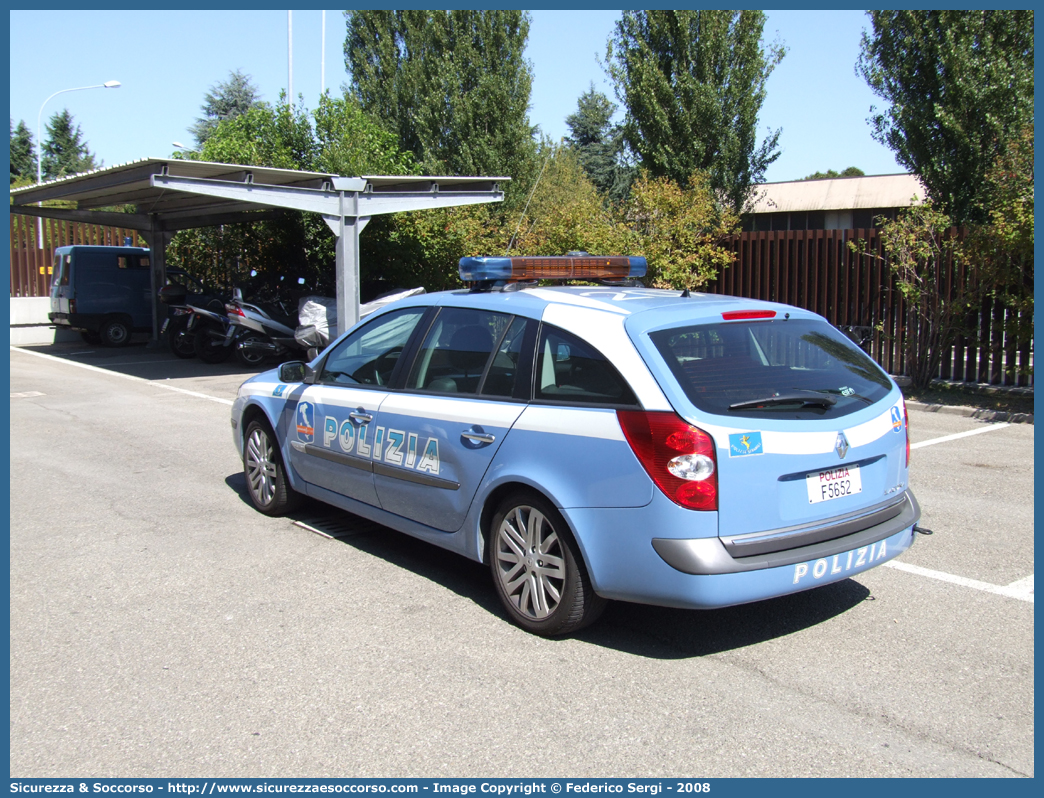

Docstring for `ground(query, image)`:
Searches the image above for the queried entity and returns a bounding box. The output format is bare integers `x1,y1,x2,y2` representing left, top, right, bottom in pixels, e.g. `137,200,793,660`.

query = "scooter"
225,288,301,367
294,295,338,361
290,288,424,361
158,281,229,360
226,284,426,367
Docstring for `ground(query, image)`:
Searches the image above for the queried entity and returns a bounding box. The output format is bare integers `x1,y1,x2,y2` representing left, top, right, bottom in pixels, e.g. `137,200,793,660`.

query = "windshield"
649,319,893,419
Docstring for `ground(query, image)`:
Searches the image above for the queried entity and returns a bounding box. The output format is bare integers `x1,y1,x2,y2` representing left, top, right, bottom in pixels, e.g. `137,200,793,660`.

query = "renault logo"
835,432,850,460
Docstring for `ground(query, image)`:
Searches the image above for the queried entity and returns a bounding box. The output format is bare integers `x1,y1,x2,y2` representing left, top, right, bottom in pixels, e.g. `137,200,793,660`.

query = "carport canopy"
10,158,508,339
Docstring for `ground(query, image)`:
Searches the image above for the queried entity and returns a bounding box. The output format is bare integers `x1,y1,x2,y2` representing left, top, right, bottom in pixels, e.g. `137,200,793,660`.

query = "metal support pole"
142,221,171,347
334,190,361,337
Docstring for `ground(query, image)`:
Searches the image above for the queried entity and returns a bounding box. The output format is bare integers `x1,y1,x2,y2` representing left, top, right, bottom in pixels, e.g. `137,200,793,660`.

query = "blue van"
48,245,154,346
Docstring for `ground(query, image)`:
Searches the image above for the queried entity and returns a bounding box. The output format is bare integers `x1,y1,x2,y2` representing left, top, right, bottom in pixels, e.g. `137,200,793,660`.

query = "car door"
371,309,533,532
287,306,428,507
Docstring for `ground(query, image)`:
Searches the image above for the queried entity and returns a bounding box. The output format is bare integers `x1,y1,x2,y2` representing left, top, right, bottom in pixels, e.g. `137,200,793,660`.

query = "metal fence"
9,214,143,298
709,228,1032,388
7,217,1032,387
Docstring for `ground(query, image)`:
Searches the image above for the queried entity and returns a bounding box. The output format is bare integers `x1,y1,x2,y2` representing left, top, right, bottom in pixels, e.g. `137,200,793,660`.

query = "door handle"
349,410,373,424
461,430,496,445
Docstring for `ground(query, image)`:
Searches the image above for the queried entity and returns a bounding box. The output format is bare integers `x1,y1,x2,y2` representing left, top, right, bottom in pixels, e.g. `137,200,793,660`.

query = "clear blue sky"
9,9,903,184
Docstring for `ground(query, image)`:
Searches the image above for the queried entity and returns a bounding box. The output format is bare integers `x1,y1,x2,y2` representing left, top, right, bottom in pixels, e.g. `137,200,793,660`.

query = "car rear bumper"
562,489,919,610
48,312,101,331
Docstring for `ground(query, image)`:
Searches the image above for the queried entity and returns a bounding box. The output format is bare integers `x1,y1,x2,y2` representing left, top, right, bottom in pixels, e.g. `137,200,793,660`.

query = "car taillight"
904,398,910,467
226,304,245,317
617,410,718,511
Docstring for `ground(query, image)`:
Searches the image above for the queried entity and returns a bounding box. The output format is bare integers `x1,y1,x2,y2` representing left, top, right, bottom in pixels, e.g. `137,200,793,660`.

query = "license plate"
806,464,862,504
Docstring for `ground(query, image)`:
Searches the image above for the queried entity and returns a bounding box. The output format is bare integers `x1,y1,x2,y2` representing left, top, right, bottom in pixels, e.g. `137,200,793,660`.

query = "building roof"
748,173,926,214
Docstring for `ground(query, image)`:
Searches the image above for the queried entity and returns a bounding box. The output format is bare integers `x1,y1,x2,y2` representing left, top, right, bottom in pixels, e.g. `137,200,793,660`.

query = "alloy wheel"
245,427,278,507
494,504,567,620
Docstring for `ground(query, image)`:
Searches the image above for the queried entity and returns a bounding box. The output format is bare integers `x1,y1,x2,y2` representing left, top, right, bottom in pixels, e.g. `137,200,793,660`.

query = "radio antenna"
506,139,560,255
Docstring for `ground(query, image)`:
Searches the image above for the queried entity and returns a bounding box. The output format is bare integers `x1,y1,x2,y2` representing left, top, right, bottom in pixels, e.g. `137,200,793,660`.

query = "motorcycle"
189,304,238,363
162,306,197,359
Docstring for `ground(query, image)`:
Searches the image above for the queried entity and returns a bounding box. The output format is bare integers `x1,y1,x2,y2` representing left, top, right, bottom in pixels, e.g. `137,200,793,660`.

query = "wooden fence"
709,228,1032,388
9,214,143,298
8,217,1033,387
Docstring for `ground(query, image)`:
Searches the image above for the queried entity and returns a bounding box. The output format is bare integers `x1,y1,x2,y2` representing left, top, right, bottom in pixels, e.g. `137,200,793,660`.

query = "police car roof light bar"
459,255,647,283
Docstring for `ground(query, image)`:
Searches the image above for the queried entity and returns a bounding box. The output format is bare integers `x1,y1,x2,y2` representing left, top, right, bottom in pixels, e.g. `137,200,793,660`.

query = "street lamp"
35,80,120,247
37,80,121,185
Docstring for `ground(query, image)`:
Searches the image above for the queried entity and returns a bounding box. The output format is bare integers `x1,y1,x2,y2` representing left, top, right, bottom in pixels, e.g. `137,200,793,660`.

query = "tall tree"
190,69,261,149
802,167,865,181
606,10,785,213
864,200,966,389
344,10,538,201
10,119,36,184
564,84,633,201
169,93,420,294
626,171,739,291
962,124,1034,377
40,109,97,180
857,10,1034,225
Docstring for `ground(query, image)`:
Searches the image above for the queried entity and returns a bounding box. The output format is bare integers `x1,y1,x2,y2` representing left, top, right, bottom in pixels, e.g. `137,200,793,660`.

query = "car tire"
243,419,300,516
236,333,269,367
167,317,196,359
488,491,606,636
193,329,233,363
99,317,131,347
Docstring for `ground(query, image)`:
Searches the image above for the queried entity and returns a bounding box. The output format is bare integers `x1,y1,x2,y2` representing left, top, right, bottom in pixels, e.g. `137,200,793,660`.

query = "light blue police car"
231,255,919,636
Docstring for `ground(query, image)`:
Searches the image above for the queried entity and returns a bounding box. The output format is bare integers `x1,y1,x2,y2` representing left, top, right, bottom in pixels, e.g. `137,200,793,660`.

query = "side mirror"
278,361,315,384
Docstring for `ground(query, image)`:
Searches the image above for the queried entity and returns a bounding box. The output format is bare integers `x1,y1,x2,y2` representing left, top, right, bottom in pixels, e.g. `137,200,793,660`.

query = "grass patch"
902,381,1034,416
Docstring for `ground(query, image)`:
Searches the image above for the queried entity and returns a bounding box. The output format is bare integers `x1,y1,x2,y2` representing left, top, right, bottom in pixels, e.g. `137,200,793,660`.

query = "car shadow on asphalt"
224,472,871,660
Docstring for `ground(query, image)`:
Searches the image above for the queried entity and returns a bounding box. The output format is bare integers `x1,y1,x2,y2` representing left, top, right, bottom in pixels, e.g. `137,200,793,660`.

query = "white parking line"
10,346,234,406
884,560,1034,603
910,422,1010,449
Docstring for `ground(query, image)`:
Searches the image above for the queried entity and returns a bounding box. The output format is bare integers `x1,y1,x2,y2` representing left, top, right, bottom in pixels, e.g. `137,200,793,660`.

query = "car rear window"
649,319,893,419
54,254,68,286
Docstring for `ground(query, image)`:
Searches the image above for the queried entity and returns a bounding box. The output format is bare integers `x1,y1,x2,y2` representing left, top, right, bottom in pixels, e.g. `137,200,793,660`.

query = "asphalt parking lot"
8,341,1034,778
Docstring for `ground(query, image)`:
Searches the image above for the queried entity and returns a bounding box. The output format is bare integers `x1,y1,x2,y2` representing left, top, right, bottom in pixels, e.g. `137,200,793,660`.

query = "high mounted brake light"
721,309,776,320
459,255,647,283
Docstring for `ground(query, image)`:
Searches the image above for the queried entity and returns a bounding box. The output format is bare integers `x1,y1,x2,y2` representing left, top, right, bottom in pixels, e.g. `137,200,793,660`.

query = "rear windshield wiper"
728,391,838,411
791,387,875,405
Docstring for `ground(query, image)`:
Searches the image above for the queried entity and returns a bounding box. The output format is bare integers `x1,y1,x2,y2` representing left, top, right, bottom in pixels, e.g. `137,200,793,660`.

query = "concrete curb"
906,399,1033,425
